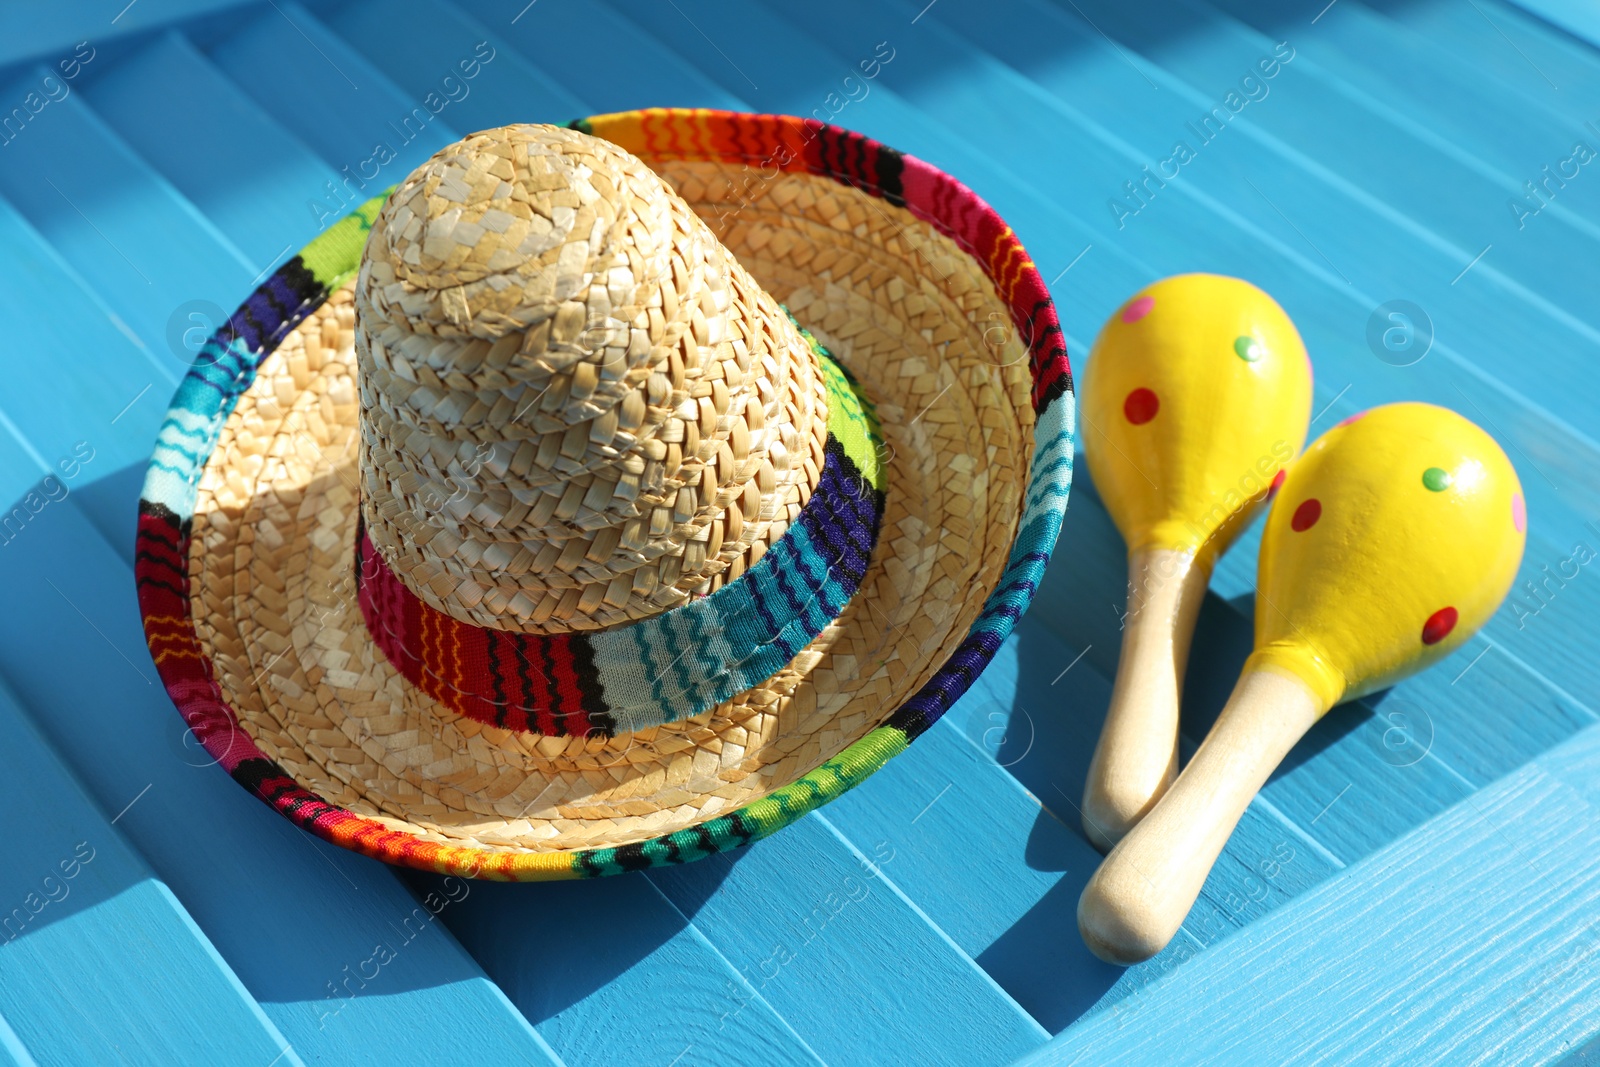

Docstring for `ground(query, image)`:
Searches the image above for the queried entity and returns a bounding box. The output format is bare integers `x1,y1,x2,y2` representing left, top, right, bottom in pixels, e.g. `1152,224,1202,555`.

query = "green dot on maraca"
1422,467,1452,492
1233,335,1263,362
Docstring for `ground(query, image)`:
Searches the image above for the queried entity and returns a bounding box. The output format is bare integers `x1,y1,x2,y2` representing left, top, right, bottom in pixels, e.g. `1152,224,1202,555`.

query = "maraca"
1078,402,1528,964
1080,275,1312,851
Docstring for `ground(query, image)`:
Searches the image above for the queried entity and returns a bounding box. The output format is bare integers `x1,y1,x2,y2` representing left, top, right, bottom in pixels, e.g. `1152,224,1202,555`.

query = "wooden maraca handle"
1077,669,1321,965
1081,546,1211,851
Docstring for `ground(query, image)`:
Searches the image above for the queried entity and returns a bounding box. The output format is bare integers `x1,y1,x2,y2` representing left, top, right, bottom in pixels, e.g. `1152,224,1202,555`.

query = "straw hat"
137,110,1073,880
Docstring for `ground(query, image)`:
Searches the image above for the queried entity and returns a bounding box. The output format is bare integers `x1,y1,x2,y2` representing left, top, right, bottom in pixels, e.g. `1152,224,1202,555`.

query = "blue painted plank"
448,0,747,114
0,497,559,1066
0,1012,35,1067
780,584,1335,1030
1360,638,1594,784
204,2,456,189
1026,721,1600,1065
425,873,824,1067
1510,0,1600,51
1208,0,1600,226
1389,0,1600,122
0,67,258,349
81,30,343,268
0,207,160,556
0,197,168,476
0,399,70,534
648,815,1050,1065
820,717,1124,1031
1021,0,1600,431
0,198,158,555
1558,1031,1600,1066
323,0,592,127
0,1,254,69
0,678,298,1066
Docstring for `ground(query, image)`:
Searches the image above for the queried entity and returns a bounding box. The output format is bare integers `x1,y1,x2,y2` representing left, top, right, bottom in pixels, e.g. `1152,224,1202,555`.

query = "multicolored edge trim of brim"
134,108,1075,881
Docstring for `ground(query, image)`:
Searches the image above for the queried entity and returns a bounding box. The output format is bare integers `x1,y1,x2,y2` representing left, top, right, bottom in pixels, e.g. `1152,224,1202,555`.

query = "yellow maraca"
1078,402,1528,964
1080,275,1312,851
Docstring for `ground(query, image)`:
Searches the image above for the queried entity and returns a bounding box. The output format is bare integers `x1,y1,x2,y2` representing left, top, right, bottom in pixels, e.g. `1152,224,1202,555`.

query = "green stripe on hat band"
300,191,391,291
787,311,886,495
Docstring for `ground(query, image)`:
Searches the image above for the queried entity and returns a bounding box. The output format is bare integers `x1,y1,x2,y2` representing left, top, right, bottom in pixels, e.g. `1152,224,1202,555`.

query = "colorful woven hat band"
356,327,887,737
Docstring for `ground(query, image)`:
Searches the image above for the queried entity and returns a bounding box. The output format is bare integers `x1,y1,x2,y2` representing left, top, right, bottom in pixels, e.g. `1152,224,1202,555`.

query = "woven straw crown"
355,124,830,636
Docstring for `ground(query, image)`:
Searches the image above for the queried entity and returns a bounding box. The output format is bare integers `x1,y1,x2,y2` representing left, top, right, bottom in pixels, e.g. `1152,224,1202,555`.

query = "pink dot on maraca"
1122,295,1155,323
1513,492,1526,533
1124,387,1160,425
1336,412,1365,428
1421,606,1459,646
1290,498,1321,532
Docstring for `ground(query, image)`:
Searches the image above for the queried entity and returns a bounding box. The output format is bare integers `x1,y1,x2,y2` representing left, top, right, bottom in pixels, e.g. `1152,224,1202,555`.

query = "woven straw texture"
138,110,1074,879
357,125,830,635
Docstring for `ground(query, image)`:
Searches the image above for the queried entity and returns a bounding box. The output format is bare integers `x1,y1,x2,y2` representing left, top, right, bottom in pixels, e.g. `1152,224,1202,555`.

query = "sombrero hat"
136,109,1073,880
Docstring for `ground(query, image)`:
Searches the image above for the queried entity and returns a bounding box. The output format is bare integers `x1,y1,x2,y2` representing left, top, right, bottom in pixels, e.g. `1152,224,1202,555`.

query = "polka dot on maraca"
1513,492,1526,533
1421,606,1459,646
1233,335,1264,362
1124,387,1160,425
1422,467,1452,492
1122,295,1154,323
1290,498,1321,531
1267,469,1286,500
1336,411,1366,428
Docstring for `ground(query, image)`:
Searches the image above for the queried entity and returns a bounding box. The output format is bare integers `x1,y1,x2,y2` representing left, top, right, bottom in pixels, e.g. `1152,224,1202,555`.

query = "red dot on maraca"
1122,295,1154,323
1290,498,1321,531
1124,387,1159,425
1421,606,1458,646
1267,469,1286,500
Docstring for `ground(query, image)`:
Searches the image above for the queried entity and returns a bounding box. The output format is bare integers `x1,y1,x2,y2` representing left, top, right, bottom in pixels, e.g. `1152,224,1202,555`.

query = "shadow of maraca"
964,546,1399,1030
1187,592,1370,778
932,611,1129,1029
976,874,1124,1033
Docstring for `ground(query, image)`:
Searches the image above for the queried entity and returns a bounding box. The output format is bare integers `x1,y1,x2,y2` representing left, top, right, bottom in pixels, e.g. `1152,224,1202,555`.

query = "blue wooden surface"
1021,719,1600,1065
0,0,1596,1063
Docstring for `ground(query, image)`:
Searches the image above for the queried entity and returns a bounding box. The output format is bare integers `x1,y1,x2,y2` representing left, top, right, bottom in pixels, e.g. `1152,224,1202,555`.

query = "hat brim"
137,109,1073,880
